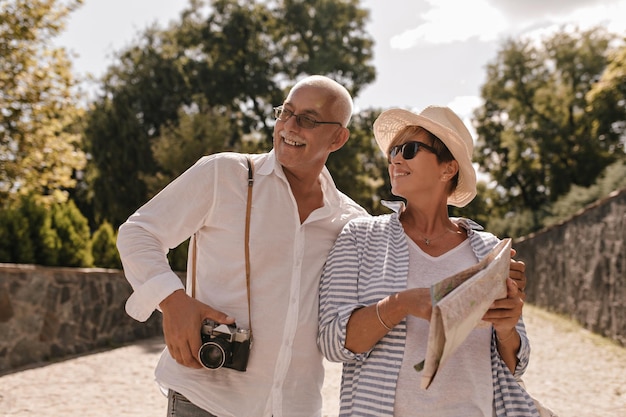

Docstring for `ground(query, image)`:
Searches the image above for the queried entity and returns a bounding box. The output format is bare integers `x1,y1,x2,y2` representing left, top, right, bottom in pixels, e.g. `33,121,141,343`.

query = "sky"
56,0,626,122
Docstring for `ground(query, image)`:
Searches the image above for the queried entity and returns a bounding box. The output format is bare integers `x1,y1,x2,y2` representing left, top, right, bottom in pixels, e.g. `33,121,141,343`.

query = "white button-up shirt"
117,150,367,417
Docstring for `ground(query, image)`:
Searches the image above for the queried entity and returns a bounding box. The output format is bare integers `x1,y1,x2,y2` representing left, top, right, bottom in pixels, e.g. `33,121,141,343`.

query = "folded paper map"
418,238,512,389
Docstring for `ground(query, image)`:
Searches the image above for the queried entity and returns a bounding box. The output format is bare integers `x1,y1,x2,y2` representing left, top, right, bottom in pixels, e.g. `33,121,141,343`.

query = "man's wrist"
159,289,186,311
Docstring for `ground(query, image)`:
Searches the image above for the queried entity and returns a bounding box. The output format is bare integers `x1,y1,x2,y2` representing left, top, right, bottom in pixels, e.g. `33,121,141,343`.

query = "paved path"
1,305,625,416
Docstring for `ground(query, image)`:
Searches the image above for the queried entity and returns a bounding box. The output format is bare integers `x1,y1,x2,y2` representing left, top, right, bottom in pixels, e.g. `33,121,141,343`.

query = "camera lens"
198,339,229,369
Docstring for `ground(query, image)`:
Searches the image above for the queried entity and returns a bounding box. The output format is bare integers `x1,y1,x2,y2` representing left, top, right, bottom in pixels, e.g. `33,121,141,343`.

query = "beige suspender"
191,156,254,340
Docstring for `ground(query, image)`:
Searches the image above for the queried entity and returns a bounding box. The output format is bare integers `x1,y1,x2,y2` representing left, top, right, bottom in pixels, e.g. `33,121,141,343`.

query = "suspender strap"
191,156,254,340
244,156,254,340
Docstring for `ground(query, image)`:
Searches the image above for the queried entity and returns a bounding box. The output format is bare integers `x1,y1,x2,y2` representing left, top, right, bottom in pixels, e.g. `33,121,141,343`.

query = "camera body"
198,319,251,371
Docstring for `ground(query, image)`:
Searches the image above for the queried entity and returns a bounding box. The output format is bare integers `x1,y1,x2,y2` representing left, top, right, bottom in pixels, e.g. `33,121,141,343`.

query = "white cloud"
485,0,597,20
390,0,507,49
447,96,483,120
518,2,626,40
549,1,626,32
390,0,626,50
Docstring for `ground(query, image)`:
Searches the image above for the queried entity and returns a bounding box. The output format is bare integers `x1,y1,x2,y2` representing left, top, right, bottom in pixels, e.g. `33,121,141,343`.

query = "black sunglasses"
388,141,437,162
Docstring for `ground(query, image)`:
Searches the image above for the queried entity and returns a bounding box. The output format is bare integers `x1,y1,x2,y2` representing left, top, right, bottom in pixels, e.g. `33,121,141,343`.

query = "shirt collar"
258,150,343,207
254,149,278,177
382,199,485,232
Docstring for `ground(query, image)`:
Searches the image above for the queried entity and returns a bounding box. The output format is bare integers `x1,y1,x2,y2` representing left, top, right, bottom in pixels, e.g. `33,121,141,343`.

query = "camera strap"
243,156,254,343
190,155,254,342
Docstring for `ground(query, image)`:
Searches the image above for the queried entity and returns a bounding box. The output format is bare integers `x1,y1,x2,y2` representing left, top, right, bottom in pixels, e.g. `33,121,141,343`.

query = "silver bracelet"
375,300,393,331
496,329,517,343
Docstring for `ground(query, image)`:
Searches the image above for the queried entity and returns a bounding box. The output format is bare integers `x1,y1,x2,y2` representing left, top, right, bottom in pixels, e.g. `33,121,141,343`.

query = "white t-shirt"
394,237,493,417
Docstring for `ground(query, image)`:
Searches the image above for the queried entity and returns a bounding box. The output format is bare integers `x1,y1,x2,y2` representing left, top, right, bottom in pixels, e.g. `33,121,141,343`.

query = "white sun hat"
373,105,477,207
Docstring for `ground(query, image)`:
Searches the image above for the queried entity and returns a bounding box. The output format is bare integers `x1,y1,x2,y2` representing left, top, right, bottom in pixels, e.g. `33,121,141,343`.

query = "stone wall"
0,264,164,373
1,188,624,372
513,188,626,346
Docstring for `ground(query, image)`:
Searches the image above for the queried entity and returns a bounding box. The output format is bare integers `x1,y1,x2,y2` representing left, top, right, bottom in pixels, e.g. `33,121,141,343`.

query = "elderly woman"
318,106,541,416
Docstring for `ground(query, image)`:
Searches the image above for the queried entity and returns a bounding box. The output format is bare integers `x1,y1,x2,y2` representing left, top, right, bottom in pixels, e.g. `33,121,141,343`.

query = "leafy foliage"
542,160,626,228
450,181,502,230
81,0,376,227
143,95,267,196
0,0,86,205
91,221,121,269
586,44,626,148
274,0,375,97
0,195,65,264
0,195,96,266
0,199,37,264
3,3,625,269
473,27,625,232
327,108,392,215
49,199,93,267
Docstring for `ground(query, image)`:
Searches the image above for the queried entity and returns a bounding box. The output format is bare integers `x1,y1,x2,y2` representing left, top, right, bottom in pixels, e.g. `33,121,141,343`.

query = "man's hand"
159,290,235,368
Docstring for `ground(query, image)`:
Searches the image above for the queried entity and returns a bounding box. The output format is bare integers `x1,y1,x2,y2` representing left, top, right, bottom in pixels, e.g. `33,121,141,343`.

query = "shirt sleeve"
117,223,186,322
513,316,531,377
116,155,221,321
318,222,370,362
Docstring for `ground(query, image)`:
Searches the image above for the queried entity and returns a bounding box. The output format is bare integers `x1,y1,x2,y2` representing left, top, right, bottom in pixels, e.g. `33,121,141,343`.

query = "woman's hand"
345,288,431,354
483,278,524,372
509,248,527,300
484,278,524,335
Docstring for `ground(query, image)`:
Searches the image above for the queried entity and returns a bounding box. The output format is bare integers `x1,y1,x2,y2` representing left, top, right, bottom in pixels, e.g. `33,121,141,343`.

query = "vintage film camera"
198,319,251,371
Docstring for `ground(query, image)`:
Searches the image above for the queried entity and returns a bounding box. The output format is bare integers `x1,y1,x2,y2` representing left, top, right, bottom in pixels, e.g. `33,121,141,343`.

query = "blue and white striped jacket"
318,211,540,416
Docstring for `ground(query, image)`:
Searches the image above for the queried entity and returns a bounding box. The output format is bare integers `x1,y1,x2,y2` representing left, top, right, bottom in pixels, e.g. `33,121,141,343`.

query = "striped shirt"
318,210,541,416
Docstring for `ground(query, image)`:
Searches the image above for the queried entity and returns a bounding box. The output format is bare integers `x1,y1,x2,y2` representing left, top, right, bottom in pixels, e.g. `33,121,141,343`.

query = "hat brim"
373,108,477,207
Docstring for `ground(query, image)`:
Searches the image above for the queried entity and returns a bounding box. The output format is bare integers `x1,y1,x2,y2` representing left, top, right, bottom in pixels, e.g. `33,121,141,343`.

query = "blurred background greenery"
1,0,625,270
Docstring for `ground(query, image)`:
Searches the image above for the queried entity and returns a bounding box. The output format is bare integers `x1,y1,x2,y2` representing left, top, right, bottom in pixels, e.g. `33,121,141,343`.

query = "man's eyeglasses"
388,141,438,162
273,106,342,129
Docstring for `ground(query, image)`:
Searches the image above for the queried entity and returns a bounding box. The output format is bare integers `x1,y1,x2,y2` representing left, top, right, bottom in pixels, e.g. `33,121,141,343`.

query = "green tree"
449,181,502,231
14,195,60,265
0,0,86,205
473,27,624,230
275,0,375,98
543,160,626,228
327,108,391,215
0,195,63,264
586,44,626,148
50,199,93,267
0,201,36,264
145,96,243,195
80,24,192,226
81,0,375,227
91,221,121,268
